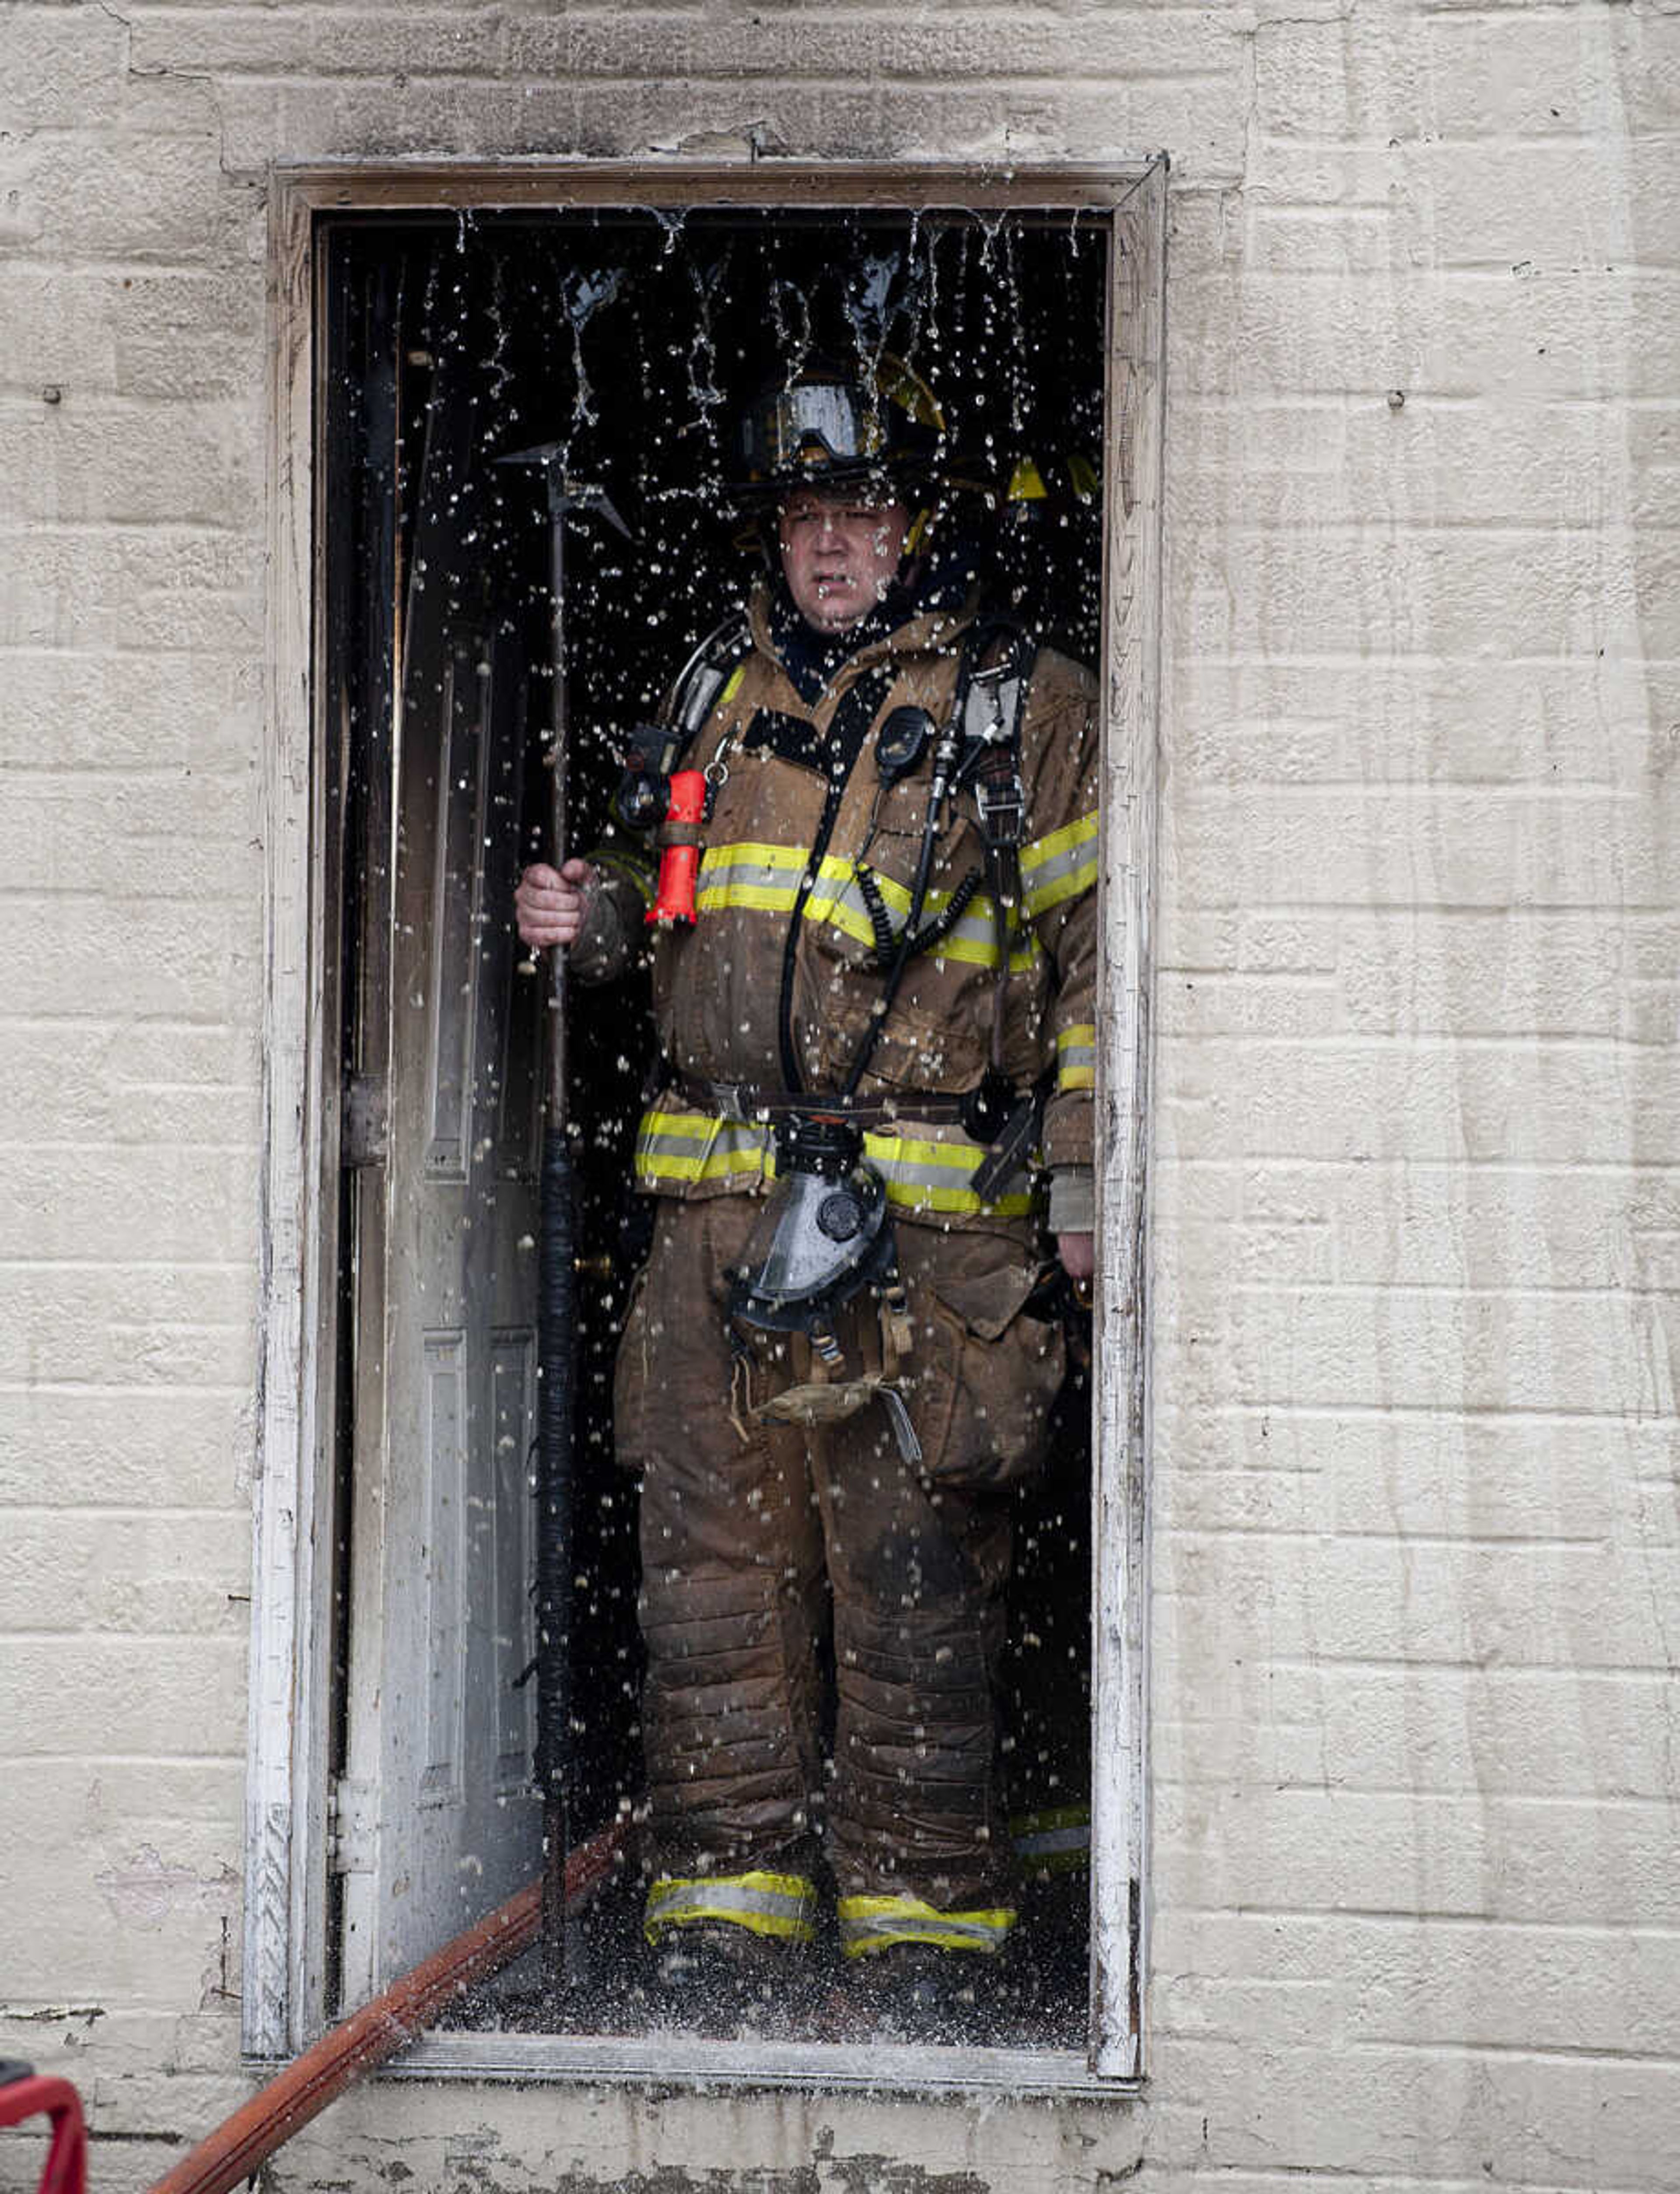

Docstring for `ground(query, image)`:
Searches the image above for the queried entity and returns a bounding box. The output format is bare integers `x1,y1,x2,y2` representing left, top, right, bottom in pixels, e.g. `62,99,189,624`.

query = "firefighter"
515,360,1097,2026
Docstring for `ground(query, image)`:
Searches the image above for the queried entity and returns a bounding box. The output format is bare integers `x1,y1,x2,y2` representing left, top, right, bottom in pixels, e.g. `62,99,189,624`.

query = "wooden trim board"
248,157,1166,2083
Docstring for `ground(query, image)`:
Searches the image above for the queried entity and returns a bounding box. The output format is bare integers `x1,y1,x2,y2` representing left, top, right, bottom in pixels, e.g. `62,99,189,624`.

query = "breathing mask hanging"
725,1112,922,1466
725,1115,894,1342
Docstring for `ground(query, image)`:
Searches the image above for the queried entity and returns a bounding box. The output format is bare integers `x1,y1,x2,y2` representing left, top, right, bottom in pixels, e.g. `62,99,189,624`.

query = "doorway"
261,174,1161,2083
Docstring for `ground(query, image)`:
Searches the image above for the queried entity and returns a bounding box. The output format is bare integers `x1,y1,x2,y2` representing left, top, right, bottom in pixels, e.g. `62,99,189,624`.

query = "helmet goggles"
742,379,889,482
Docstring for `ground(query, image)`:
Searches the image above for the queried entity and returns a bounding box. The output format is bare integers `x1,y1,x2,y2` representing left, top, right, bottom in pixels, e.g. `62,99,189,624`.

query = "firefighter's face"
778,486,910,633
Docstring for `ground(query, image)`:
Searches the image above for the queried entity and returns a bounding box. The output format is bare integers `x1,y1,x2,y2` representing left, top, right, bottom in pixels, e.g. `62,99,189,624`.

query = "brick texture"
1,0,1677,2189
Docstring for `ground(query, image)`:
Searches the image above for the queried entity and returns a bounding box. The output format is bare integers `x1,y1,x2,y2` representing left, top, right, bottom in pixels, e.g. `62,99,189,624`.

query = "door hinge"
342,1075,388,1169
326,1776,377,1875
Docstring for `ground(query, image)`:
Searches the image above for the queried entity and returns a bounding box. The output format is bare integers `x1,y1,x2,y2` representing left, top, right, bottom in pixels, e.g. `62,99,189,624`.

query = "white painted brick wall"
1,0,1676,2189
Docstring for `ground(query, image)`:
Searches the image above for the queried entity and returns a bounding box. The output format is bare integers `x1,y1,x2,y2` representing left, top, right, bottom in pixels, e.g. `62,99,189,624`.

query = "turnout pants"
615,1194,1066,1960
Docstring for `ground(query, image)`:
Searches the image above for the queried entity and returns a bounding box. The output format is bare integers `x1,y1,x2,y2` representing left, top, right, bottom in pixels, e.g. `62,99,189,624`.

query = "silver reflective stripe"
645,1870,817,1943
635,1122,768,1164
839,1904,1017,1956
633,1110,773,1185
696,844,1040,973
865,1130,1034,1216
1020,812,1099,918
811,868,1037,973
648,1881,800,1925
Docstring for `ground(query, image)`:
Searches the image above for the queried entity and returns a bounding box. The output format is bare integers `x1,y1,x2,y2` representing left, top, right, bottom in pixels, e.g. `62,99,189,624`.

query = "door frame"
248,157,1166,2083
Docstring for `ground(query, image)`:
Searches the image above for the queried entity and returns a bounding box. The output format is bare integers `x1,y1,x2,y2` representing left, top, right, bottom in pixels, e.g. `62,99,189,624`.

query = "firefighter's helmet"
735,355,946,499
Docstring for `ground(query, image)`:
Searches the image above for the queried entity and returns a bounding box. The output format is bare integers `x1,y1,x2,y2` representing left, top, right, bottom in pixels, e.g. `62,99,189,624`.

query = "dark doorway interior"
323,206,1103,2050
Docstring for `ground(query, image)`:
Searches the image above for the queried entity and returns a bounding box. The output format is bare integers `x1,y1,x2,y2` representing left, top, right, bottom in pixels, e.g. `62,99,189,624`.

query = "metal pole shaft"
536,477,580,1995
544,482,570,1106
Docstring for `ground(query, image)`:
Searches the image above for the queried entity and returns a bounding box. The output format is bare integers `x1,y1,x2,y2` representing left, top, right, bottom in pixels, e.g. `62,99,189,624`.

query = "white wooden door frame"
248,156,1166,2082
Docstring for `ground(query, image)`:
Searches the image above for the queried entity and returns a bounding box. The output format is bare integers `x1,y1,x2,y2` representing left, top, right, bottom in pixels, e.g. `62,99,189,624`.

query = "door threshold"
366,2027,1138,2099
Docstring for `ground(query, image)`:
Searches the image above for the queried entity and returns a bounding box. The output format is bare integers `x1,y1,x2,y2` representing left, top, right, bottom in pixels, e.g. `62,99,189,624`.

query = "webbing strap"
676,1072,970,1125
777,665,896,1091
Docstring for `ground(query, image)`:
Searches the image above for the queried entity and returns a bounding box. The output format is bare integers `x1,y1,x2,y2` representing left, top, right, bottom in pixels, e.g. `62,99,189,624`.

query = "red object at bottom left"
0,2063,87,2194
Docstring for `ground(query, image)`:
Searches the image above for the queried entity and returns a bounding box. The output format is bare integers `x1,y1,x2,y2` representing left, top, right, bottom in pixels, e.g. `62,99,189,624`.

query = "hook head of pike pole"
495,441,633,541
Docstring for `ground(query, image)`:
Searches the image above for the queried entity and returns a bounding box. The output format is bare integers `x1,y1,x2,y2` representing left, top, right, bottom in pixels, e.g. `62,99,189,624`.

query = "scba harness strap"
611,611,752,838
645,610,1044,1188
649,607,1036,929
832,616,1036,1105
628,619,1045,1463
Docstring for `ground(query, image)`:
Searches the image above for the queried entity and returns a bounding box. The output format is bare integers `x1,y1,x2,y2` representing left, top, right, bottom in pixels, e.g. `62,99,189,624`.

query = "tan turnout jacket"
580,578,1099,1241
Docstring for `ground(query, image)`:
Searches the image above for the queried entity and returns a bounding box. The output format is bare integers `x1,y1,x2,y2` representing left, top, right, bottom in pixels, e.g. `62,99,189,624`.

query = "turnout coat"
579,576,1101,1236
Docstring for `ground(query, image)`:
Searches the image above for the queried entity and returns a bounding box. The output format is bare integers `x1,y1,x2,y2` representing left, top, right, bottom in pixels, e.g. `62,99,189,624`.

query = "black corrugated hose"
536,1120,579,1991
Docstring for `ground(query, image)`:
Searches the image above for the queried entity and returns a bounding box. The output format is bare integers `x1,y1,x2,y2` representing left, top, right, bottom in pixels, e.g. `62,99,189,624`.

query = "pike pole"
497,446,627,1994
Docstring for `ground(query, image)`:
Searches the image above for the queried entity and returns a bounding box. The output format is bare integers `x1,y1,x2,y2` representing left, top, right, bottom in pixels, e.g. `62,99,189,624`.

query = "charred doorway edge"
250,157,1166,2092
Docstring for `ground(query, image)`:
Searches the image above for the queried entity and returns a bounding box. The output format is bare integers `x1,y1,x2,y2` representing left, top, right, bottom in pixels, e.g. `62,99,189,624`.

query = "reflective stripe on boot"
644,1870,817,1946
837,1893,1018,1959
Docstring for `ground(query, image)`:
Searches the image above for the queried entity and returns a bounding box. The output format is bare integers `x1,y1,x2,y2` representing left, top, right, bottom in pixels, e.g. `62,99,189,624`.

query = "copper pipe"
148,1824,623,2194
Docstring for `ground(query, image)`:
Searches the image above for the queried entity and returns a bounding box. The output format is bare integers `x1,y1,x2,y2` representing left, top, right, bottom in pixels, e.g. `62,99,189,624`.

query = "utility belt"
672,1069,1048,1206
651,1070,1049,1213
676,1071,970,1128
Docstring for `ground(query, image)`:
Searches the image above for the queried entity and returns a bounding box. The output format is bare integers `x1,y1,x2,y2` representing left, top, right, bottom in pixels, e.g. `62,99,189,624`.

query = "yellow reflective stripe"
808,874,1037,974
700,840,807,878
695,842,805,918
633,1108,1032,1214
837,1894,1018,1959
812,863,1037,974
1021,811,1098,875
645,1870,817,1945
698,814,1099,941
1056,1021,1097,1092
804,862,891,946
1020,810,1099,918
633,1108,772,1185
721,664,746,703
864,1127,1035,1218
696,879,802,916
696,842,1039,972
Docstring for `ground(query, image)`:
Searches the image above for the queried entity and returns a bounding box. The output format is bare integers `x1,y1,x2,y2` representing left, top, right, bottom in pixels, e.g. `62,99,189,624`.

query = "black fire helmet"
732,354,947,502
